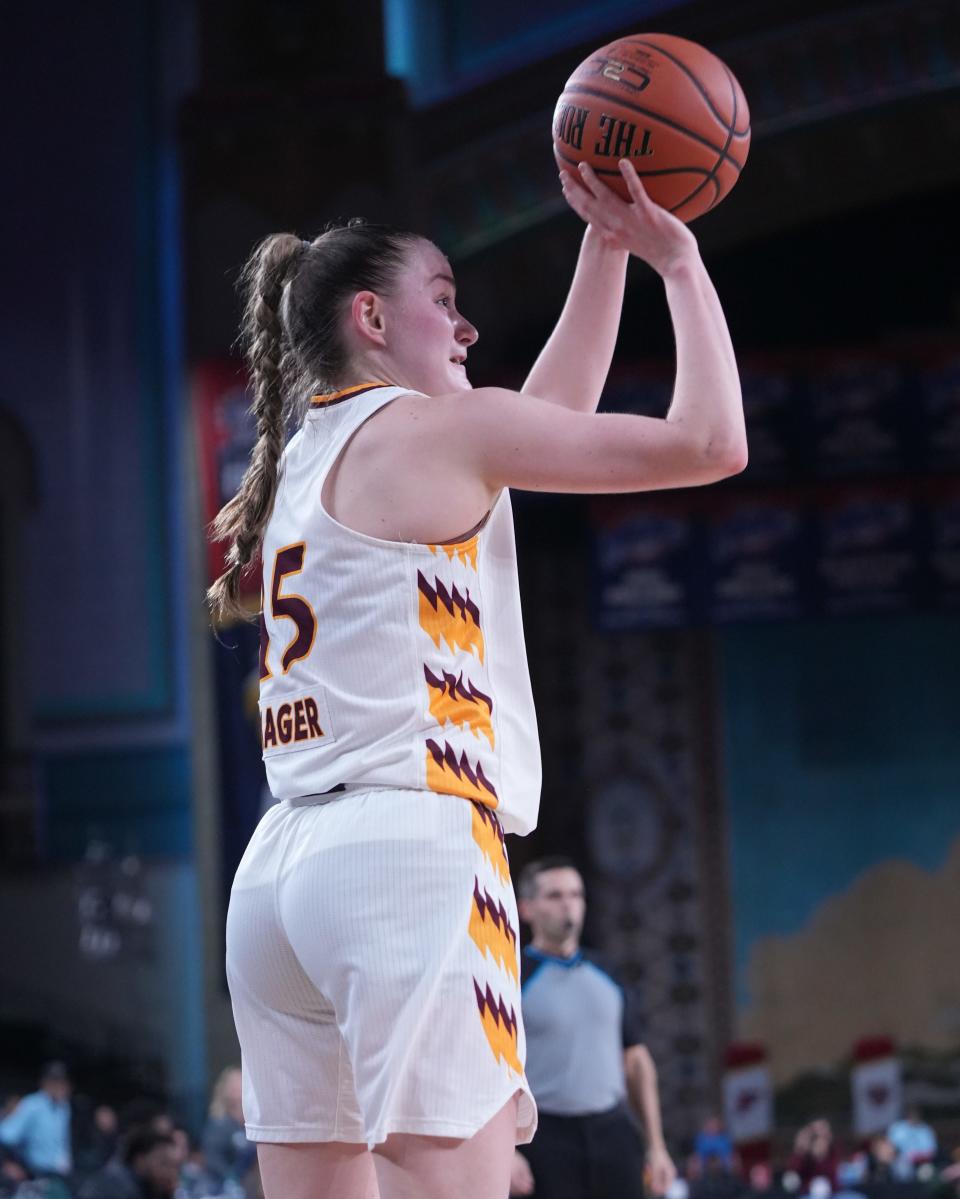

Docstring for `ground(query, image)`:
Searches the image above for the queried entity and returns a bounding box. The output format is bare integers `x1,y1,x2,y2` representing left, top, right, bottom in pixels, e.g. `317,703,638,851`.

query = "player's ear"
351,290,387,346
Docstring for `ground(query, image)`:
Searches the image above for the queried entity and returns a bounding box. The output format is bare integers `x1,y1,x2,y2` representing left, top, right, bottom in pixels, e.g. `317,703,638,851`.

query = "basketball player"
210,158,746,1199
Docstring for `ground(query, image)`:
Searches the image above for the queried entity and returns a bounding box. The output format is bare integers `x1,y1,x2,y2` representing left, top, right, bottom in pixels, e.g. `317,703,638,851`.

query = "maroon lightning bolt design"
417,572,484,661
424,665,494,746
426,739,498,807
473,979,523,1073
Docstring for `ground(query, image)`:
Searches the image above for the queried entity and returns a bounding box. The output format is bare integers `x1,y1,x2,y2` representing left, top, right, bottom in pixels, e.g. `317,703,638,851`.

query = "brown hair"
516,856,581,899
207,219,422,623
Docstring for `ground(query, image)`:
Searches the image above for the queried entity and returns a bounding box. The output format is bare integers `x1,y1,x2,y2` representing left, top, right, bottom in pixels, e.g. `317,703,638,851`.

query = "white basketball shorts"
225,786,537,1148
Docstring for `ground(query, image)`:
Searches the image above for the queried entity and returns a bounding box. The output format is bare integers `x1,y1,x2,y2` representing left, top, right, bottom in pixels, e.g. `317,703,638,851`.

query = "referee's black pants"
518,1104,646,1199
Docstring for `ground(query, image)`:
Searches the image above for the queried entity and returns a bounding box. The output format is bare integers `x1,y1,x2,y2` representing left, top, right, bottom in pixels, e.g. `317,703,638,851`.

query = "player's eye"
437,295,451,307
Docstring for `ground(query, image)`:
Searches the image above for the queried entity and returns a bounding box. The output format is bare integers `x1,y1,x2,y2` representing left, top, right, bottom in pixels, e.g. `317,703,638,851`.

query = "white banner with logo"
723,1063,773,1143
852,1056,902,1136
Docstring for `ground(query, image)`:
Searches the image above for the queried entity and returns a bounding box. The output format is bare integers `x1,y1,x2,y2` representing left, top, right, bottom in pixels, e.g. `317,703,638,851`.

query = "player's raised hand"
560,159,698,278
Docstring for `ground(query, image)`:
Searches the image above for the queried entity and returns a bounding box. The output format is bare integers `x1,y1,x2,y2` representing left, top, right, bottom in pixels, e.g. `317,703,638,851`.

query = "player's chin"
448,366,473,391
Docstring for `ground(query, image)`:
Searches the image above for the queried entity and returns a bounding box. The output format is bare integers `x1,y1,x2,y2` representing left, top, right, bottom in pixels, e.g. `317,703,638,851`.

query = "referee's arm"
625,1044,677,1195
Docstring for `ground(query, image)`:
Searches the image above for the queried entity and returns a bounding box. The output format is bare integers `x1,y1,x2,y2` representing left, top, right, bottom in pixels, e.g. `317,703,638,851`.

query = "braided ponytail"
206,219,424,623
207,233,306,623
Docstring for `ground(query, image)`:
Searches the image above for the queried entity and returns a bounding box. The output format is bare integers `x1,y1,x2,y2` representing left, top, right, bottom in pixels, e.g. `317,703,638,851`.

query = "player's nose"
457,316,479,346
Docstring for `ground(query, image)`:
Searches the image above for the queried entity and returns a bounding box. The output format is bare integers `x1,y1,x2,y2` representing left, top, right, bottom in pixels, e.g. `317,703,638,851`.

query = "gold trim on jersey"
309,381,387,408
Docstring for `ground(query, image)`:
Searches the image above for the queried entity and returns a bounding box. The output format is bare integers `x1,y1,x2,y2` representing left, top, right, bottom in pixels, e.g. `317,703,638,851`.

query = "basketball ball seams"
672,176,720,218
722,63,751,139
668,65,739,218
559,84,745,172
622,37,734,133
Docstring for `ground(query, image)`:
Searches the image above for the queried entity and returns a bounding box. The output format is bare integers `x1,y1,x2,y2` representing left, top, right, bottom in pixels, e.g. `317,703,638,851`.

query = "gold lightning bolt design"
425,739,498,807
428,535,479,571
473,979,522,1074
417,573,484,663
469,878,518,983
424,666,494,747
470,801,510,886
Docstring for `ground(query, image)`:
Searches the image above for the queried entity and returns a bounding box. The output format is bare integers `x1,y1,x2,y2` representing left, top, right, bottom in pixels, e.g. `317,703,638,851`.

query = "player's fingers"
619,158,652,206
561,172,625,243
559,170,594,209
560,173,601,221
567,168,622,222
565,187,620,241
577,161,619,205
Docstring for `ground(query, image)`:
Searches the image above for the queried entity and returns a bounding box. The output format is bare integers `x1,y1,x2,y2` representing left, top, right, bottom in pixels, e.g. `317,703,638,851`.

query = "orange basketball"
552,33,751,222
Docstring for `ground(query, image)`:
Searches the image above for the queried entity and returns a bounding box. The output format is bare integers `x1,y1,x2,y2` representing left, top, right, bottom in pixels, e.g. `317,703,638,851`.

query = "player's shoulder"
385,385,519,417
365,386,525,454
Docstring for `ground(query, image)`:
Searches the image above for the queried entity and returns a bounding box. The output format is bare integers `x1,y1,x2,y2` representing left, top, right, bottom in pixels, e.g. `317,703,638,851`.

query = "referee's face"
523,867,586,951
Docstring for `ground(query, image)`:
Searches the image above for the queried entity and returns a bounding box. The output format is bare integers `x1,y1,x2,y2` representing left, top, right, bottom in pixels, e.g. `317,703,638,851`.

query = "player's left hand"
647,1145,678,1196
560,159,698,279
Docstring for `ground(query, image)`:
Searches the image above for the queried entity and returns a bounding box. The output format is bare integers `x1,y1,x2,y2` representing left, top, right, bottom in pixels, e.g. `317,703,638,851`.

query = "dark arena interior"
1,1,959,1197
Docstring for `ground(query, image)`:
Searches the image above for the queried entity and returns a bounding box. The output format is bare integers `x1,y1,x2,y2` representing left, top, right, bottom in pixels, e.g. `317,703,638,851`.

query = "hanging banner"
192,361,260,603
592,496,702,630
723,1044,773,1146
808,355,911,479
851,1037,902,1137
739,362,805,483
814,483,921,616
924,478,960,608
917,352,960,472
704,490,812,624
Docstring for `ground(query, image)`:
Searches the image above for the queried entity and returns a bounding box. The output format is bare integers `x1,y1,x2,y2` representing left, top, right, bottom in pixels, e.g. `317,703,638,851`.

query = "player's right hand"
560,159,699,279
510,1149,536,1196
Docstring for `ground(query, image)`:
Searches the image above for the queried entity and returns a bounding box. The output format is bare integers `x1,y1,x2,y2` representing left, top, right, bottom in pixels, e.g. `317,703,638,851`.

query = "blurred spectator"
200,1069,255,1190
787,1119,841,1190
0,1148,29,1198
0,1063,72,1178
748,1162,773,1194
72,1102,118,1176
866,1134,897,1183
836,1151,869,1189
77,1129,179,1199
74,1101,177,1199
117,1102,174,1141
694,1116,735,1174
940,1145,960,1187
887,1106,937,1179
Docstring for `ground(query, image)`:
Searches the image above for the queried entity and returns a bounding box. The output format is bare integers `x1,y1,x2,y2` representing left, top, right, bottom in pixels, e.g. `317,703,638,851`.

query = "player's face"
525,867,586,946
382,240,478,395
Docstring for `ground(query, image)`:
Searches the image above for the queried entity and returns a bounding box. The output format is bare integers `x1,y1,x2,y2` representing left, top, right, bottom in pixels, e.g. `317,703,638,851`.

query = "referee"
509,857,676,1199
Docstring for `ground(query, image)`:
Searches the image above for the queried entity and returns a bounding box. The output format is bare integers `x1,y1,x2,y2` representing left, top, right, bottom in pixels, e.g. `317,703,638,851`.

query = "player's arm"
464,160,744,492
521,222,628,414
449,273,746,496
625,1044,676,1196
565,158,741,435
397,273,745,498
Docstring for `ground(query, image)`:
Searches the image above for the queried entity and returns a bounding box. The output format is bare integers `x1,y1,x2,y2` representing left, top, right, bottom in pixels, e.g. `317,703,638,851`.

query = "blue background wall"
0,0,209,1122
720,611,960,1075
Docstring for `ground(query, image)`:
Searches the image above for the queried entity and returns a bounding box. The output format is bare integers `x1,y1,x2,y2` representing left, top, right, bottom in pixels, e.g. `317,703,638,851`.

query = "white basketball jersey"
258,383,542,836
